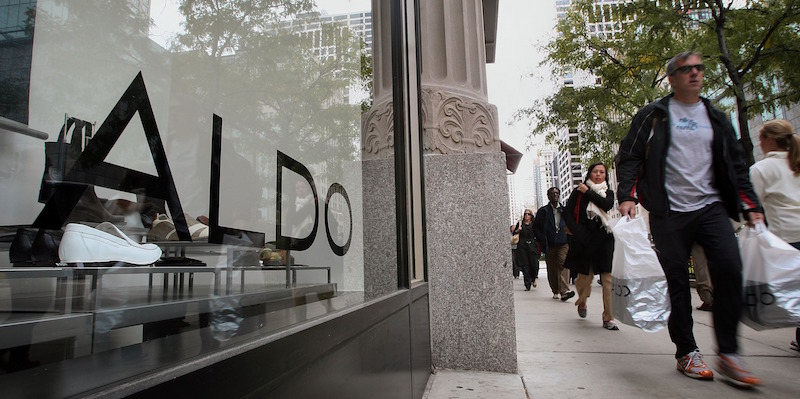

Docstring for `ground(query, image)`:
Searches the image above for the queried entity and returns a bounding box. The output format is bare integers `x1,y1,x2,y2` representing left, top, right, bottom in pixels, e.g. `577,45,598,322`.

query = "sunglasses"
524,213,532,216
673,64,705,75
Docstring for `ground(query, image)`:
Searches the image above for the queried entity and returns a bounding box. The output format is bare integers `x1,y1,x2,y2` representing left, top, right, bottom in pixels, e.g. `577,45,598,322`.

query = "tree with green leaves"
167,0,369,224
516,0,800,166
171,0,366,172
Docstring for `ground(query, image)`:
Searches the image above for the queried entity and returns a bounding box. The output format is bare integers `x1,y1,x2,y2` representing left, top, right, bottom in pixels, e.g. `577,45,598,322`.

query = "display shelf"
0,312,92,357
233,264,332,290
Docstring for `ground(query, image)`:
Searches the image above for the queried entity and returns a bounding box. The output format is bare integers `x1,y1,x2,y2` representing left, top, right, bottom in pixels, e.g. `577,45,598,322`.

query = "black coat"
534,203,568,252
563,187,615,275
616,94,762,220
513,221,539,267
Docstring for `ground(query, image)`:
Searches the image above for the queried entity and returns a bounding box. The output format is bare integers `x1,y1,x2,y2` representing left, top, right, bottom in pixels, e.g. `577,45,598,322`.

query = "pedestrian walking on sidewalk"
511,224,520,279
563,162,618,331
534,187,574,301
691,244,713,312
513,210,540,291
750,118,800,353
617,51,764,387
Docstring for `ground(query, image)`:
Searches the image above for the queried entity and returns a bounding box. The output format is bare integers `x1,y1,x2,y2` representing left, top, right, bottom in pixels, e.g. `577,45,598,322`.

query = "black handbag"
38,117,92,203
36,117,122,224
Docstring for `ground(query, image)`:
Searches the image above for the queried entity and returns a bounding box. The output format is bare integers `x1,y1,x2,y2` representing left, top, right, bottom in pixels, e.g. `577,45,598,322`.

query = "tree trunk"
736,99,755,166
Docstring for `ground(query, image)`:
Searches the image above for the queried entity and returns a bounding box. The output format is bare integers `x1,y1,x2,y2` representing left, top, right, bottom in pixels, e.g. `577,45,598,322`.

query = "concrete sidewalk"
423,263,800,398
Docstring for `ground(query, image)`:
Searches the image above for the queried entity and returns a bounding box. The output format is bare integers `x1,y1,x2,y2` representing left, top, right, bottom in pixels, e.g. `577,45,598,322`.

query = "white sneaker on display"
59,222,162,265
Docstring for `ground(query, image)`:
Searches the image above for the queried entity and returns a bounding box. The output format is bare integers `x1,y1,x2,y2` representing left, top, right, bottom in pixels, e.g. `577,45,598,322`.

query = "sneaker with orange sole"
716,354,762,388
676,349,714,380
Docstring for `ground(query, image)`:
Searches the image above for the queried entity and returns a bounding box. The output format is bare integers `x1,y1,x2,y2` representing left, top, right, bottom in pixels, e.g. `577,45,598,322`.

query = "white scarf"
585,180,613,233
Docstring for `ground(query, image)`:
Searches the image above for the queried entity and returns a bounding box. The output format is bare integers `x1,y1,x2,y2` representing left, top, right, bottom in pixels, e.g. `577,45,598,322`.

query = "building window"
0,0,36,124
0,1,410,395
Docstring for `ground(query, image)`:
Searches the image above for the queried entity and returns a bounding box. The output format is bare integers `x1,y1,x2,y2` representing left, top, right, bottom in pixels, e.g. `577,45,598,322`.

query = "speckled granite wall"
361,158,399,300
341,161,365,292
424,152,517,373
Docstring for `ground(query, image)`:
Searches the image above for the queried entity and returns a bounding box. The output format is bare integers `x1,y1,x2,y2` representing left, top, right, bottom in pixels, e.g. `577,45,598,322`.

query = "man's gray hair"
666,51,702,75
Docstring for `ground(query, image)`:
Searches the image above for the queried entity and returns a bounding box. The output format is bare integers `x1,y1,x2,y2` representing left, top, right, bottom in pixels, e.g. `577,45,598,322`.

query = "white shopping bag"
611,215,670,332
738,223,800,330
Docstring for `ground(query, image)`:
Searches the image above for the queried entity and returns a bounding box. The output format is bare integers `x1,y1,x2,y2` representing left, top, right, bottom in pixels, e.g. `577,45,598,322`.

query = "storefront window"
0,0,399,391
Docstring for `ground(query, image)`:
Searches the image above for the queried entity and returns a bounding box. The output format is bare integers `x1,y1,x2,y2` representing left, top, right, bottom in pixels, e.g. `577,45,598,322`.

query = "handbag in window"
36,116,123,224
38,116,92,203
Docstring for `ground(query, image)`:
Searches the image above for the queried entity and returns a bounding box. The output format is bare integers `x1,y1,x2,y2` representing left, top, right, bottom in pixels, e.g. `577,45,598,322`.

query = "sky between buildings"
486,0,557,212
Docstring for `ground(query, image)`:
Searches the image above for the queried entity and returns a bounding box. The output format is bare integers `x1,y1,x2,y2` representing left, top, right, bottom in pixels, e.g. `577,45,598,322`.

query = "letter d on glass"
276,151,318,251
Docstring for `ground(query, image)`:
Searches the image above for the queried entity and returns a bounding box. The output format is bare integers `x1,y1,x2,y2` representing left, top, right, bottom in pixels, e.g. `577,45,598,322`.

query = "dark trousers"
649,202,742,358
515,243,539,289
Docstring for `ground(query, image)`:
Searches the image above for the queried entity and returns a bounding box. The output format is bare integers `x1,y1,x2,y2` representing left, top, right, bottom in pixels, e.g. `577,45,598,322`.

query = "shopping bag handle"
744,222,767,237
620,204,647,221
612,212,639,230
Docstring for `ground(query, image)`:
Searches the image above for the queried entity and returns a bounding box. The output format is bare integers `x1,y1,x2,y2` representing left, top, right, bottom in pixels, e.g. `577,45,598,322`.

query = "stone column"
361,0,516,373
419,0,516,373
361,0,397,299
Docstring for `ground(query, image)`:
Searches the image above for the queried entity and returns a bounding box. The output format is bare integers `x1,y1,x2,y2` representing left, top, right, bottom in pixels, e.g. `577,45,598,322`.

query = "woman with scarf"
563,162,619,330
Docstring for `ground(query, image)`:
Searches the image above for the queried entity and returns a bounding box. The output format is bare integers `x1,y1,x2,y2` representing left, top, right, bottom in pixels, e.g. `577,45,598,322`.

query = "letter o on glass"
325,182,352,256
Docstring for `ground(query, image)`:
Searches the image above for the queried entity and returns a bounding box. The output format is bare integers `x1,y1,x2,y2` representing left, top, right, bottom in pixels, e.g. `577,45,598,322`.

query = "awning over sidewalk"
501,140,523,174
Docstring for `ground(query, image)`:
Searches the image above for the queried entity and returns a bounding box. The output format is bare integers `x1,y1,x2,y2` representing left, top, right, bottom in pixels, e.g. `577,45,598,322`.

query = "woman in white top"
749,118,800,352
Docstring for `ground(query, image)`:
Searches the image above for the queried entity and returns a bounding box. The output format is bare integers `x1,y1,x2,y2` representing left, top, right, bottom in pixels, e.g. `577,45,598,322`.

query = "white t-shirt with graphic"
665,99,722,212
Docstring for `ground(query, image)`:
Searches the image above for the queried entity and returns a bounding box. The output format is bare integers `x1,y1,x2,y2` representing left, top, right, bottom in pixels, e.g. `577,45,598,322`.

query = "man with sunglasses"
616,51,764,387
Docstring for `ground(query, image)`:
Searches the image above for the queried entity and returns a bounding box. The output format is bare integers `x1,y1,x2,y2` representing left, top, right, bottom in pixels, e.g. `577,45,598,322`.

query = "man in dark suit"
535,187,575,301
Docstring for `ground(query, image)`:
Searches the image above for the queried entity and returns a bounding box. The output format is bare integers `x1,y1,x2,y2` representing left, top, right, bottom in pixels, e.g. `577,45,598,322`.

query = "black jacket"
616,94,761,220
562,187,615,275
534,203,568,252
514,221,538,248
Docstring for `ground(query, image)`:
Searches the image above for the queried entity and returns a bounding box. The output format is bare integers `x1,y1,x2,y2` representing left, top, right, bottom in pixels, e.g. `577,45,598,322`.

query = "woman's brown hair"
759,119,800,176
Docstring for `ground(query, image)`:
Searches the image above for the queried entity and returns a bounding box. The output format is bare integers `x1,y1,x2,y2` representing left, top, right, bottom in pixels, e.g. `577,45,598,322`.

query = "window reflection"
0,0,382,385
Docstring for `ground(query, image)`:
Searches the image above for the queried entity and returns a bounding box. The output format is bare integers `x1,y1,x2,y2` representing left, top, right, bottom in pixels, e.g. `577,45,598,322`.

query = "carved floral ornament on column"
361,89,499,160
361,100,395,159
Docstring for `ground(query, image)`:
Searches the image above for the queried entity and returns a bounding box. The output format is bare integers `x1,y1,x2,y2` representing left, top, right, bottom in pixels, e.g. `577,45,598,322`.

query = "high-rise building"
556,0,628,39
0,0,36,124
532,155,544,210
507,173,519,223
553,127,582,202
285,10,373,56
